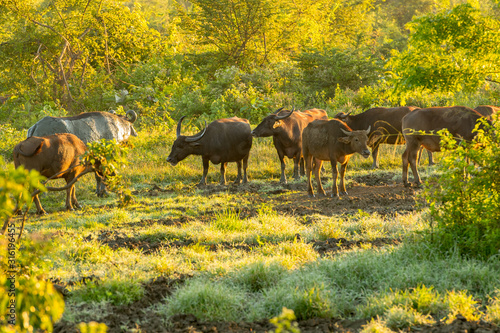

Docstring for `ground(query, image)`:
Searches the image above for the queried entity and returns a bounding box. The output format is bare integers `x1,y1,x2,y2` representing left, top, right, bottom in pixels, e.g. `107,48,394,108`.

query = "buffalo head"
167,116,207,166
339,126,371,158
251,107,295,137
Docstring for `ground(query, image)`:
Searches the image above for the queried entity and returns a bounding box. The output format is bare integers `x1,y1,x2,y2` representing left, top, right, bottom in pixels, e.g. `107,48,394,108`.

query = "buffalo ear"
273,120,282,129
338,136,350,144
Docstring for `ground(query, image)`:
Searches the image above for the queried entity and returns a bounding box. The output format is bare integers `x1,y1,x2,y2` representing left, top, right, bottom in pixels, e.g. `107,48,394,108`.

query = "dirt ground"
52,172,500,332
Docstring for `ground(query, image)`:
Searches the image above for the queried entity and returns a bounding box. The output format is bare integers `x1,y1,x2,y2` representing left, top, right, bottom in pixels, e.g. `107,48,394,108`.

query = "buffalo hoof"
330,193,340,199
308,193,315,198
403,182,411,188
371,165,379,170
37,210,48,215
317,191,327,197
340,191,348,196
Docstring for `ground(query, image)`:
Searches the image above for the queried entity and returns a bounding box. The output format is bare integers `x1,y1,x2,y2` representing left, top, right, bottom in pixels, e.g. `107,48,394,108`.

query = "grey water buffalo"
334,106,435,168
251,107,328,183
167,116,253,185
402,106,489,187
27,110,137,196
13,133,98,214
474,105,499,119
302,119,371,198
27,110,138,143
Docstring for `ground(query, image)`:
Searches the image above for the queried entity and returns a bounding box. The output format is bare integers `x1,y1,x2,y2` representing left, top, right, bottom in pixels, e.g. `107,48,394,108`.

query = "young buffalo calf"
302,119,371,198
13,133,95,214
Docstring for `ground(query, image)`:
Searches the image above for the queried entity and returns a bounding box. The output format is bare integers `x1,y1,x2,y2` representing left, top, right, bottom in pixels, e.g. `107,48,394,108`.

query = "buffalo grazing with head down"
401,106,490,187
302,119,371,198
167,116,253,185
251,107,328,183
13,133,100,215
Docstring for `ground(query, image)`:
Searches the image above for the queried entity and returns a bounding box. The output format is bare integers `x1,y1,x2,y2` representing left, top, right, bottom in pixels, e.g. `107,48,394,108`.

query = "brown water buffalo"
13,133,97,214
167,116,252,185
474,105,499,119
302,119,371,198
334,106,435,168
402,106,489,187
251,107,328,183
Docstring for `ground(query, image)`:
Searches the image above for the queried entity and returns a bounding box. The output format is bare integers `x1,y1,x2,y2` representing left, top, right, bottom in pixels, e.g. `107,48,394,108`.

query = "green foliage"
165,279,246,321
0,125,25,165
83,139,134,206
0,235,64,333
72,280,144,305
296,47,381,98
270,307,300,333
422,118,500,258
0,166,46,223
388,3,500,94
232,261,287,292
0,0,165,112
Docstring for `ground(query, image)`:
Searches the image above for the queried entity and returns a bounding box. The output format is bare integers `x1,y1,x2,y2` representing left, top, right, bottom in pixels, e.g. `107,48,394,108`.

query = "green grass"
3,124,500,329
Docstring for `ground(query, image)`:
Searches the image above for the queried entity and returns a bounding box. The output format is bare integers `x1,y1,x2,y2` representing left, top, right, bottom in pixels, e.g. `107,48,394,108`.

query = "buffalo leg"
408,146,422,187
70,184,81,209
242,154,249,183
427,150,434,166
66,185,75,211
331,160,339,198
234,160,242,184
304,153,315,197
299,157,305,177
220,162,227,185
199,158,209,186
403,142,421,186
371,143,380,169
339,162,348,195
33,194,47,215
292,155,300,180
278,152,287,184
314,159,326,197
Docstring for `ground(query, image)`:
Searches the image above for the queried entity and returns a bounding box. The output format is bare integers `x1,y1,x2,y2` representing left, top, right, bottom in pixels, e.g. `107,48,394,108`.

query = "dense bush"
422,117,500,258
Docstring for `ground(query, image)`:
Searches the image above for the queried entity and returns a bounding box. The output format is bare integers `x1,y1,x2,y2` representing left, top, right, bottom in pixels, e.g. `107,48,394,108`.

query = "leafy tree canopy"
387,3,500,95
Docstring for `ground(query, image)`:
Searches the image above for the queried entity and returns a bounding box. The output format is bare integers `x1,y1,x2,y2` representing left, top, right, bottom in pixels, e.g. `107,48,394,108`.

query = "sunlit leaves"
388,3,500,94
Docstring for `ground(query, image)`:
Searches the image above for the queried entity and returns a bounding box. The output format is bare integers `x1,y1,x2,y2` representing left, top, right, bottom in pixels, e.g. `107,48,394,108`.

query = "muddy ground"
52,173,500,332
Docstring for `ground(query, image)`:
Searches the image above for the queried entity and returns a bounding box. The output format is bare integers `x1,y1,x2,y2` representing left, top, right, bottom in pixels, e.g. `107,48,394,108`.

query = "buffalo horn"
341,128,352,136
365,125,371,134
176,115,187,138
185,121,208,142
126,110,138,123
337,111,352,119
275,107,295,120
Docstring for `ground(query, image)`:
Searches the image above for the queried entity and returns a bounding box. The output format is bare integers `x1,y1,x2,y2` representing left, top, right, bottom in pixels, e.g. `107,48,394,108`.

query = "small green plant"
83,139,134,207
211,209,248,232
445,290,481,323
78,321,108,333
270,307,300,333
383,306,433,330
485,292,500,325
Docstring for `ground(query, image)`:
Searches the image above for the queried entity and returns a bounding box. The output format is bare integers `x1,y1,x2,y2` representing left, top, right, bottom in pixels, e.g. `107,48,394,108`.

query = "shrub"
421,118,500,258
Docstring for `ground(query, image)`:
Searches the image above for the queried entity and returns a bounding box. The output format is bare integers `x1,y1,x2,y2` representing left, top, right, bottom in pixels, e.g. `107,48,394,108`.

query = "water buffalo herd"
13,105,495,213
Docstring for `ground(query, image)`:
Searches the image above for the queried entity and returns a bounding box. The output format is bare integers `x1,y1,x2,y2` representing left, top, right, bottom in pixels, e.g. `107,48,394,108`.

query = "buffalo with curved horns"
252,107,328,183
167,116,253,185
